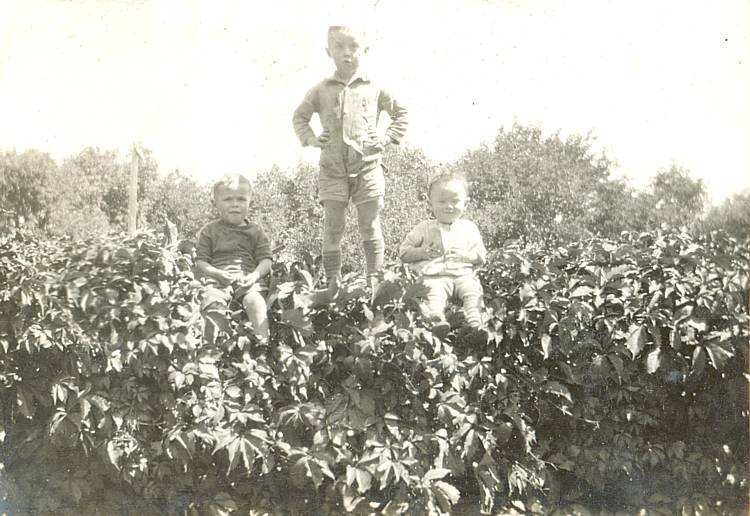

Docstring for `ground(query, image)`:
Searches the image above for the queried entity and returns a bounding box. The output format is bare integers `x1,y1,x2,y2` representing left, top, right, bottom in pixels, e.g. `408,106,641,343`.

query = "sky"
1,0,748,203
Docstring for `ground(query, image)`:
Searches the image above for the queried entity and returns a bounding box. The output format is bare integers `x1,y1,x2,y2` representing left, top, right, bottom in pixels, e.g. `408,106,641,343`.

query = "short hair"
212,173,251,198
427,170,470,198
327,25,368,46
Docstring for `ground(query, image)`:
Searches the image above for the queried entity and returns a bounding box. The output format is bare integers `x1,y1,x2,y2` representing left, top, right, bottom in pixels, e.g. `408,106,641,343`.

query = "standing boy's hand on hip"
366,128,389,151
310,129,330,148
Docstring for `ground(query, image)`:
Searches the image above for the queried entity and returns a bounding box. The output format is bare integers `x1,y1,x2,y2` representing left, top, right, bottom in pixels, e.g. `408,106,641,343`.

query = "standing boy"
196,173,272,343
293,25,408,303
399,171,486,328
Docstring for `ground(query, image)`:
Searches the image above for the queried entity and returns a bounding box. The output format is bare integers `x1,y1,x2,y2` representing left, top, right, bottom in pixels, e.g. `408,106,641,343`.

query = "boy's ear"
325,46,332,58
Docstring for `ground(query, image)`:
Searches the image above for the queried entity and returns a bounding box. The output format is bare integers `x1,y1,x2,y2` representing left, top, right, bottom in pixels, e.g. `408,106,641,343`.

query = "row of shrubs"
0,228,748,514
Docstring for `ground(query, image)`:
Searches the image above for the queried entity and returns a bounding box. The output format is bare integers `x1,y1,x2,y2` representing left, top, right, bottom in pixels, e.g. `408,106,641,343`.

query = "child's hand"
445,248,478,264
310,129,330,148
422,245,443,260
217,270,238,287
237,271,260,287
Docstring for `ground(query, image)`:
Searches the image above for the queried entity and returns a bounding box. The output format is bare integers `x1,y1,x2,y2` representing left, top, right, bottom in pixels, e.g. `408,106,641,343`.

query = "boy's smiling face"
430,179,469,224
326,29,366,78
214,183,251,226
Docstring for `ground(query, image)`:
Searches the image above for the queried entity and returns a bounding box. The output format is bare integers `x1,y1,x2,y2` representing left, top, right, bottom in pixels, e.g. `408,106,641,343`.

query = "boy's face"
214,183,251,226
326,30,366,76
430,179,468,224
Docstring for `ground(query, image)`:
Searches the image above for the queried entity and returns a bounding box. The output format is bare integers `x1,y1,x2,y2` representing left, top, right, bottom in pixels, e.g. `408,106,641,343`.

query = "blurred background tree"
0,149,55,229
458,124,618,247
703,188,750,241
0,125,744,251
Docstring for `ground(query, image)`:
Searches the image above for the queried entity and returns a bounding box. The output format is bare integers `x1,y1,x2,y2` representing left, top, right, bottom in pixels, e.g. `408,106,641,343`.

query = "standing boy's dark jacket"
292,72,408,178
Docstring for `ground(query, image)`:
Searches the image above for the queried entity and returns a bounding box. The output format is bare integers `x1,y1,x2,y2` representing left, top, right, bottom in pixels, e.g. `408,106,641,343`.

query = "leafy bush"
0,228,747,514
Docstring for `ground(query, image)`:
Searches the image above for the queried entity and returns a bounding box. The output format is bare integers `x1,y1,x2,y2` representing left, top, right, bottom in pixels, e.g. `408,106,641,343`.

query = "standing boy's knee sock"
362,238,384,276
322,250,342,284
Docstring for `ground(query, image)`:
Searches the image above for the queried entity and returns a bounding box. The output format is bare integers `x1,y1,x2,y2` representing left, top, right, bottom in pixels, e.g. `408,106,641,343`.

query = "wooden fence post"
128,144,144,236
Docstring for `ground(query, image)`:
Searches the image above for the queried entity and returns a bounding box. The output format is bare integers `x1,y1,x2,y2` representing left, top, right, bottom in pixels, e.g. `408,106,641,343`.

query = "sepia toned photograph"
1,0,748,514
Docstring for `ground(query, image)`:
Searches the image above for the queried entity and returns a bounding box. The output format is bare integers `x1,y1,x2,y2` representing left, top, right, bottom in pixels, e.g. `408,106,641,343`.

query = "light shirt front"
399,219,487,277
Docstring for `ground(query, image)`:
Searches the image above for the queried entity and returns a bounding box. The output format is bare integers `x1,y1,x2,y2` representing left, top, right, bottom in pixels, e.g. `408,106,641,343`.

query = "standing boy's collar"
328,71,370,85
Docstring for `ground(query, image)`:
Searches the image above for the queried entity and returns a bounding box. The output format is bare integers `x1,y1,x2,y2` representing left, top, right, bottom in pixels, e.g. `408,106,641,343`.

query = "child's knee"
359,221,382,241
241,291,267,312
200,286,230,313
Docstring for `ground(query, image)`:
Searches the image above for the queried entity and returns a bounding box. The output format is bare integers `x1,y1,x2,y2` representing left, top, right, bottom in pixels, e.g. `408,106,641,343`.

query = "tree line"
1,124,747,256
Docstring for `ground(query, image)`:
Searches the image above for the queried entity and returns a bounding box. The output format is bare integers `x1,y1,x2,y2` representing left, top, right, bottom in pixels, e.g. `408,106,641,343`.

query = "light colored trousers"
421,274,483,327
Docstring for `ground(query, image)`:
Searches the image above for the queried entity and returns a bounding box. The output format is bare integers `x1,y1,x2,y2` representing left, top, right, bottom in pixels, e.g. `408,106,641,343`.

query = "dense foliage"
1,227,747,514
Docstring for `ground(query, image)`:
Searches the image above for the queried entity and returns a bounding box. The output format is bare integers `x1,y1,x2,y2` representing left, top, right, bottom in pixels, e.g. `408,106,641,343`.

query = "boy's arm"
239,258,272,287
196,260,236,286
239,225,273,286
378,89,408,145
293,85,324,147
400,222,438,263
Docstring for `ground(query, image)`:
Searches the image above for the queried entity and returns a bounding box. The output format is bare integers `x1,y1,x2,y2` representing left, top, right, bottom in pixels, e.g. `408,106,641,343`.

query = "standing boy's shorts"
318,165,385,205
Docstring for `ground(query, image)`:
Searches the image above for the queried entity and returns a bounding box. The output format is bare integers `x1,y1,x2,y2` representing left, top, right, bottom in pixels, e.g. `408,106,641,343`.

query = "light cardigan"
399,218,487,277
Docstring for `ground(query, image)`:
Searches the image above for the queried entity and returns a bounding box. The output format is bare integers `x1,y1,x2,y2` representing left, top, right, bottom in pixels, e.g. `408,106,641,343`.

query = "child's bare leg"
314,200,348,304
242,291,269,342
356,198,384,292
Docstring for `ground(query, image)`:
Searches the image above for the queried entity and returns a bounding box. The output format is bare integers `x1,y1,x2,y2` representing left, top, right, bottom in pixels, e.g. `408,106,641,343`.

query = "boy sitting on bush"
196,173,272,344
399,171,486,328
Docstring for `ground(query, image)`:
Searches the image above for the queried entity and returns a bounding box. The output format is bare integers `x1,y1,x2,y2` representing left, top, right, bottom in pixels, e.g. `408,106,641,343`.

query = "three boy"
198,25,486,344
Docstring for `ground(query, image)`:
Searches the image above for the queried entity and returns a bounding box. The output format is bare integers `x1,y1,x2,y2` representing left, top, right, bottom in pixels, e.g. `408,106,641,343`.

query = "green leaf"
626,325,646,359
280,308,313,336
608,354,624,378
570,285,594,298
372,279,403,308
433,480,461,512
646,348,662,374
691,346,706,376
106,440,123,470
544,381,572,402
705,342,733,370
355,467,372,493
423,468,451,481
541,334,551,358
590,355,607,376
209,492,237,516
342,484,364,512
